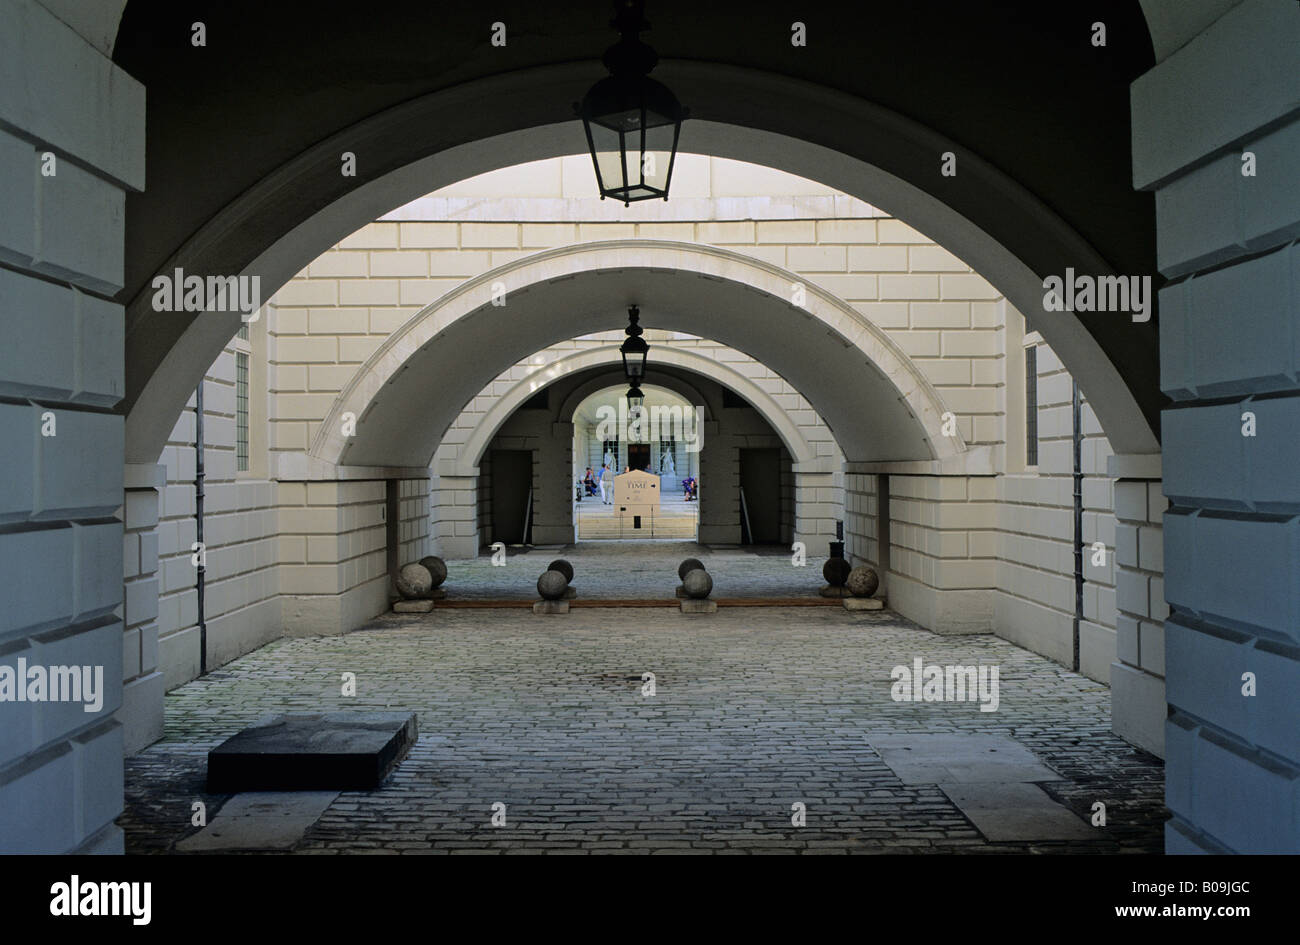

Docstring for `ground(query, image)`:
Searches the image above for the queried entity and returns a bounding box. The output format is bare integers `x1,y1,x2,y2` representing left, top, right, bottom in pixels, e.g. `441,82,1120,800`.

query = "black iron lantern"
619,304,649,382
575,0,688,205
626,383,645,415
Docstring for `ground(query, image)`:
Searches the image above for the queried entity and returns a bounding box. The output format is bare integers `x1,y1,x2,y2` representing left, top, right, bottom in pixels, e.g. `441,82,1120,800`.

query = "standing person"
598,464,610,505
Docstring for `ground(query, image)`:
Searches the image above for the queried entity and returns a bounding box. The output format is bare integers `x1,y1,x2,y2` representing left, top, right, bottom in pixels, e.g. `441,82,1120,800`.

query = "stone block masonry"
1131,0,1300,852
0,0,144,854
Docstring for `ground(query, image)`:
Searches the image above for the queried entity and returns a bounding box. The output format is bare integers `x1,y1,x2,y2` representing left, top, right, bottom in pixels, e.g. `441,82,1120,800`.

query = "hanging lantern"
575,0,688,205
619,304,649,382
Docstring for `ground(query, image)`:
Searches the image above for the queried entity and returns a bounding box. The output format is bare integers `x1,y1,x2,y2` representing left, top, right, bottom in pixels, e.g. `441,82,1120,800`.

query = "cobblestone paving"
439,542,832,600
120,606,1166,854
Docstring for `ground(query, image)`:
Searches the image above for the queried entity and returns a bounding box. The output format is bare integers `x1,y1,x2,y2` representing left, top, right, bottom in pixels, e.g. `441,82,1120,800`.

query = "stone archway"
445,346,822,477
431,348,840,555
307,240,965,474
118,64,1161,467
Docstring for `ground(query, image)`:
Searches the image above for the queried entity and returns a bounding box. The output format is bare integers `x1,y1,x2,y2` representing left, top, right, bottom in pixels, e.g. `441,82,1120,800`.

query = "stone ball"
678,557,705,581
846,566,880,598
537,570,568,601
418,556,447,590
396,563,433,600
683,568,713,600
547,559,574,584
822,557,851,586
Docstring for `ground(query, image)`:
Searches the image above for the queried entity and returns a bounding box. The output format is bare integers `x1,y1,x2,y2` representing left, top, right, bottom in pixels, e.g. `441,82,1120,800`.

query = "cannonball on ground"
678,557,705,581
396,563,433,599
547,559,574,584
537,570,568,601
418,556,448,590
683,568,713,600
822,557,851,586
846,565,880,598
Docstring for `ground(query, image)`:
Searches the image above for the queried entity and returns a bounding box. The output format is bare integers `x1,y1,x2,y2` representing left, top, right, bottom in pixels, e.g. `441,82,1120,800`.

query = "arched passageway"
311,241,957,473
438,357,827,554
5,0,1297,855
113,0,1163,466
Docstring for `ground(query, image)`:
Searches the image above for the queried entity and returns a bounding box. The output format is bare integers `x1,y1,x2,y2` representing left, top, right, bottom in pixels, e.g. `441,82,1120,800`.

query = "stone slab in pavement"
176,791,339,852
867,734,1061,785
939,782,1095,841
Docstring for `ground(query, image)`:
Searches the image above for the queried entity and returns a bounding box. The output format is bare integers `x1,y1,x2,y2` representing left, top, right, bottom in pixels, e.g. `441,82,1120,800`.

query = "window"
1024,344,1039,467
235,351,249,472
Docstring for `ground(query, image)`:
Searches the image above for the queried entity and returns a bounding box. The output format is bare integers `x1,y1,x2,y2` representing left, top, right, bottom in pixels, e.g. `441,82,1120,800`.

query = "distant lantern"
575,0,687,205
619,304,649,382
626,383,645,413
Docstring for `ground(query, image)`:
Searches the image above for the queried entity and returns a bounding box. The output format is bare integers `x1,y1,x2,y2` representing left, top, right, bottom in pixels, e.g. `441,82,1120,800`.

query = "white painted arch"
445,345,824,477
311,240,961,470
124,64,1161,464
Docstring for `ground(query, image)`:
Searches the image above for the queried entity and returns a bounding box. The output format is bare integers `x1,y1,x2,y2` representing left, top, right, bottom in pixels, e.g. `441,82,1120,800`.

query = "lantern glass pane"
588,121,627,195
634,119,676,196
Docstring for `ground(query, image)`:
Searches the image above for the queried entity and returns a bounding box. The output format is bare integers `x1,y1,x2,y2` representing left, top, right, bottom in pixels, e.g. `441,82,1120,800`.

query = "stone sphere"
823,557,851,586
396,563,433,600
682,568,713,600
418,556,447,590
678,557,705,581
846,566,880,598
547,559,574,584
537,570,568,601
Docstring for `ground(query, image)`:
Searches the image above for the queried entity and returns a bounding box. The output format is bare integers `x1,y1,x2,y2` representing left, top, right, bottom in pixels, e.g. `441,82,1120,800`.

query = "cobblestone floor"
121,606,1166,854
440,541,833,600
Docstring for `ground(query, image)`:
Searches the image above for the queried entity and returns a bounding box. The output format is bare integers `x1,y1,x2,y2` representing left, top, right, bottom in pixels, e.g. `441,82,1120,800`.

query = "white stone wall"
153,320,431,683
844,317,1125,684
0,0,144,853
265,189,1004,469
1132,0,1298,849
154,363,281,691
277,478,422,637
994,333,1121,682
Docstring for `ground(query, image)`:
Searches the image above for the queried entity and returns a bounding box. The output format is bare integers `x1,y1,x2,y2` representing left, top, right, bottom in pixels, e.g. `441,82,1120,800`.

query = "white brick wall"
843,325,1124,672
265,202,1003,459
155,334,281,691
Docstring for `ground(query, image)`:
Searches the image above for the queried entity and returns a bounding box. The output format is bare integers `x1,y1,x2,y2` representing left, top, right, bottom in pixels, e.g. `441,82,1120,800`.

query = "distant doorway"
739,448,782,544
489,449,532,544
571,383,699,541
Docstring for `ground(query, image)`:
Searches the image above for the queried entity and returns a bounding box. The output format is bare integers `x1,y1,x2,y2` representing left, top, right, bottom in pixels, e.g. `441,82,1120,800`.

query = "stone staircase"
576,508,698,540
